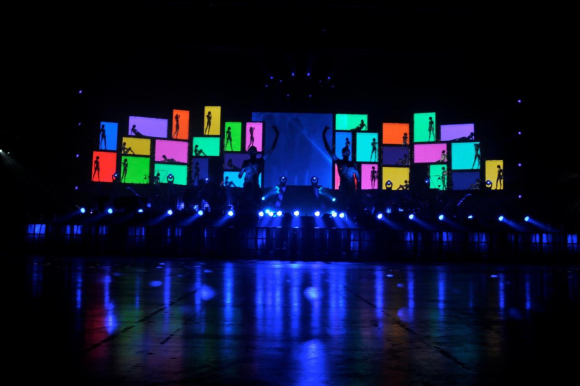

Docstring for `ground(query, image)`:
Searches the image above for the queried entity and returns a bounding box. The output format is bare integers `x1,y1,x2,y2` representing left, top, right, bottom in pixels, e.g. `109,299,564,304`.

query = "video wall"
91,106,503,192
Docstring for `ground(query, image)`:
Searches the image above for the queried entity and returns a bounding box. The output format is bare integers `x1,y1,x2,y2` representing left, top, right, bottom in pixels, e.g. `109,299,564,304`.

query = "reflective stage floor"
16,257,580,385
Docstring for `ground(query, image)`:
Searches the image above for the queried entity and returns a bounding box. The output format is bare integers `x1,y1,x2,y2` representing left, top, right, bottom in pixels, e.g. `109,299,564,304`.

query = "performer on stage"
239,125,279,209
370,138,377,162
205,111,212,134
192,162,200,185
396,180,409,190
194,145,207,156
323,125,360,207
93,156,100,181
122,158,128,182
441,167,448,190
438,150,447,163
428,117,435,141
131,125,144,138
122,142,135,155
225,126,233,151
370,166,377,189
99,124,106,150
496,164,503,189
173,113,180,138
247,126,255,150
161,155,177,163
402,132,408,146
472,143,481,169
353,119,366,131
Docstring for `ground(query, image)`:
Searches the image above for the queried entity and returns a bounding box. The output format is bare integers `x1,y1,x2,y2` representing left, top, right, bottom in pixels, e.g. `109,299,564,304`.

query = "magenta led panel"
128,116,169,138
413,143,448,164
360,164,379,190
154,140,189,164
440,124,475,142
245,122,263,152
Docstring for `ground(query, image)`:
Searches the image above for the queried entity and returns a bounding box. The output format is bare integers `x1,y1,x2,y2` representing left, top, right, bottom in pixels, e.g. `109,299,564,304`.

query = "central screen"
252,112,333,188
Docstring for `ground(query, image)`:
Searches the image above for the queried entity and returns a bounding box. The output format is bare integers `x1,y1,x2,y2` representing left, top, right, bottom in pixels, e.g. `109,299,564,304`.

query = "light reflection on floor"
20,257,580,385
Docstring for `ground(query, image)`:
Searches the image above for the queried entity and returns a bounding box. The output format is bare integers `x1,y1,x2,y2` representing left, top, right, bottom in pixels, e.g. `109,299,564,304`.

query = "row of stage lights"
377,212,532,222
258,209,346,218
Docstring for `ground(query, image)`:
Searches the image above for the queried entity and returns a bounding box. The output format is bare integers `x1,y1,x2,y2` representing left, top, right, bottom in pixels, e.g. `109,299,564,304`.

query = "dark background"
3,1,578,221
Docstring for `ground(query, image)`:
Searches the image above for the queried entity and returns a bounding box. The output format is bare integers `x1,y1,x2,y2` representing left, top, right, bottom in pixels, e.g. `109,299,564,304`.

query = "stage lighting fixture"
167,174,175,183
331,197,336,202
518,163,522,167
167,209,173,215
287,94,290,97
138,209,144,213
277,210,283,217
327,76,331,80
518,131,522,135
293,210,300,217
468,215,474,219
268,211,274,217
227,210,234,217
307,72,311,76
438,214,445,221
339,212,345,219
205,177,209,182
76,154,79,158
524,216,530,222
198,210,204,216
107,208,113,214
331,211,337,218
517,99,522,103
424,178,429,184
498,216,504,222
408,214,415,220
518,194,522,199
386,207,392,214
78,90,82,94
291,72,295,77
279,79,283,83
270,76,274,80
314,211,321,217
386,180,393,189
261,196,266,201
75,186,78,190
309,95,312,98
311,176,319,185
258,211,264,217
279,175,288,186
80,207,86,214
377,213,383,220
0,149,2,153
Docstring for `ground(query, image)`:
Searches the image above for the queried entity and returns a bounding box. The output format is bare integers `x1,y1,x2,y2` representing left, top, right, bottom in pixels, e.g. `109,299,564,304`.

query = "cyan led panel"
451,142,481,170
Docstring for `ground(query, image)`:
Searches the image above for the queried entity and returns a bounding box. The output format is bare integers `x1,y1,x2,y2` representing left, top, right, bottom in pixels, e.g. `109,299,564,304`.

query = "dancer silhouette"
99,124,106,149
323,125,360,206
131,125,144,138
370,138,377,162
194,145,207,156
122,158,128,182
222,176,236,188
396,153,410,166
402,132,408,146
370,166,377,189
122,142,135,155
247,126,255,150
225,126,233,151
162,155,176,163
441,167,448,190
346,137,351,149
428,117,435,142
438,150,447,163
353,119,366,131
397,180,409,190
468,178,481,190
192,162,200,185
93,156,100,181
205,111,212,134
472,143,481,169
496,165,503,189
173,114,180,138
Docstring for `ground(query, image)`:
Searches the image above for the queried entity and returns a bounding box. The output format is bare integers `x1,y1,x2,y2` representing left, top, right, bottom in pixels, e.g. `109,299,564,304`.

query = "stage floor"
16,257,580,385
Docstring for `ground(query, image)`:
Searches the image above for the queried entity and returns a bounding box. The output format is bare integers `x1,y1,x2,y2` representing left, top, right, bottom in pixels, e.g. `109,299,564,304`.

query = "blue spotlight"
138,209,144,214
314,211,321,217
438,214,445,221
80,207,86,214
331,211,337,218
258,211,264,217
107,208,113,214
306,72,311,76
277,210,283,217
268,211,274,217
261,196,266,201
339,212,345,219
408,214,415,220
293,210,300,217
386,207,392,214
227,210,234,217
167,209,173,215
377,213,383,220
467,215,473,219
331,197,336,202
498,216,504,222
524,216,530,222
291,72,295,77
198,210,204,216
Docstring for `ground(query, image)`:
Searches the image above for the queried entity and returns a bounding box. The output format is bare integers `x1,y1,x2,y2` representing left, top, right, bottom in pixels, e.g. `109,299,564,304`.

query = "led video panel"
153,163,187,185
154,140,188,164
223,153,249,171
192,137,220,157
413,143,447,164
356,132,379,162
451,171,481,190
98,122,118,151
335,131,353,160
224,122,242,152
382,123,410,145
223,171,261,188
429,164,448,190
204,106,221,136
245,122,263,152
381,167,410,190
91,151,116,183
191,158,209,186
451,142,481,170
440,123,474,142
413,112,436,143
128,116,168,138
120,156,150,184
121,137,151,156
382,146,410,166
361,164,379,190
336,114,368,131
171,109,190,140
485,160,504,190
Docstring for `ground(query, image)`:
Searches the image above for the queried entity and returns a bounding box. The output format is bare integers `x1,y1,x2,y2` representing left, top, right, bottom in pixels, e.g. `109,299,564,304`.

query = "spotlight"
438,214,445,221
377,213,383,220
339,212,345,219
258,211,264,217
198,210,204,216
517,99,522,103
327,76,331,80
311,176,319,185
314,211,321,217
518,194,522,199
331,211,337,218
468,215,474,219
524,216,530,222
408,214,415,220
485,180,492,188
80,207,86,214
498,216,504,222
279,175,288,186
386,207,392,214
76,154,79,158
277,210,283,217
331,197,336,202
293,210,300,217
270,76,274,80
261,196,266,201
167,174,175,183
227,210,234,217
518,163,522,167
75,186,79,190
107,208,113,214
78,90,83,94
307,72,310,76
424,178,429,184
268,211,274,217
167,209,173,215
291,72,295,77
518,131,522,135
0,149,2,153
138,209,144,213
265,209,271,214
287,94,290,97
